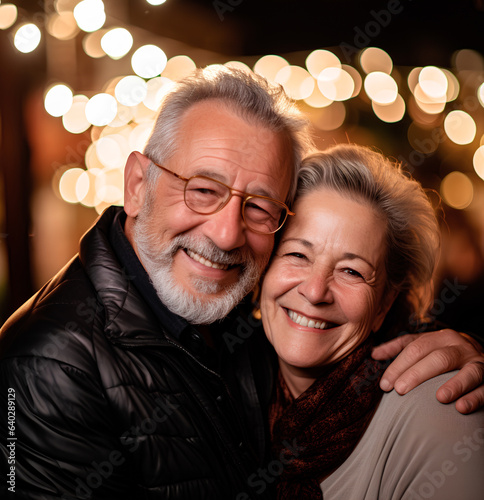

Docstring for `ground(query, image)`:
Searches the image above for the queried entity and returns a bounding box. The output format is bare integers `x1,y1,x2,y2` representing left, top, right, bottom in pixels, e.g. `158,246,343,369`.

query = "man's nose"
203,197,247,251
297,269,334,305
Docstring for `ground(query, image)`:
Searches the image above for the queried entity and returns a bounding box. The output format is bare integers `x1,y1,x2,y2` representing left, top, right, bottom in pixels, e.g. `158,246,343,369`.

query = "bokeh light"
317,67,354,101
359,47,393,75
73,0,106,32
59,168,87,203
14,23,41,53
364,72,398,104
372,94,405,123
147,0,167,4
47,11,79,40
85,93,117,126
162,55,196,80
115,76,148,107
101,28,133,59
274,65,314,100
440,171,474,209
305,49,341,78
44,84,73,117
473,146,484,181
253,54,289,83
312,102,346,131
444,110,477,145
83,30,107,58
0,4,18,30
62,95,91,134
143,77,175,111
418,66,448,99
478,83,484,107
131,45,167,78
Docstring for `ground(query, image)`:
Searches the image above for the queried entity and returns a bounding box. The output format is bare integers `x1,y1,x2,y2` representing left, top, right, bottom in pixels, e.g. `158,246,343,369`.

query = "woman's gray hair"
297,144,441,336
143,65,313,205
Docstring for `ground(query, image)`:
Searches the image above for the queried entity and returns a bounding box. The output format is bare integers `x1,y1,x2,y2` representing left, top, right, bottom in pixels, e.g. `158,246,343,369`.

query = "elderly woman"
260,144,484,499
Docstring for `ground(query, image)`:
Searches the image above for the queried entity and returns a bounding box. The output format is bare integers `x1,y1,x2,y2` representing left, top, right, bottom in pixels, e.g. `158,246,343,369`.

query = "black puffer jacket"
0,207,275,500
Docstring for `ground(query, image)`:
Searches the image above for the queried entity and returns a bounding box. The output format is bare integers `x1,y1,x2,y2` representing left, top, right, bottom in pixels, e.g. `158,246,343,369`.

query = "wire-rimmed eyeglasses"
148,158,294,235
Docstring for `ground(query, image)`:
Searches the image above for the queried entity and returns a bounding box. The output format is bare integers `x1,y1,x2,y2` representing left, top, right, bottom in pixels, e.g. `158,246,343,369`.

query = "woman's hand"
372,329,484,414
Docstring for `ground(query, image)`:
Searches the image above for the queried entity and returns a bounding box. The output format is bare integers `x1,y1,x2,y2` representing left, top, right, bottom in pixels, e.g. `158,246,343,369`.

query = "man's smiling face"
124,99,293,323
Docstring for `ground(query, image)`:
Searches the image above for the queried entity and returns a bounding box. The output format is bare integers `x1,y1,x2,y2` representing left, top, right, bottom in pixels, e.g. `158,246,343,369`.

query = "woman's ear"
372,289,398,332
124,151,151,217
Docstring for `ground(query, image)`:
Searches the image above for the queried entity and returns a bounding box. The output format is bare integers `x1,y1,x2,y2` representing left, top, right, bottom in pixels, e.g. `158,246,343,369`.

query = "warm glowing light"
0,4,18,30
444,110,477,145
364,72,398,104
413,84,446,114
128,123,154,151
274,65,314,100
146,0,167,4
95,168,124,203
407,67,421,94
372,94,405,123
85,93,117,126
440,172,474,209
441,68,460,102
115,76,147,107
47,12,78,40
85,143,104,170
305,49,341,78
59,168,86,203
101,28,133,59
360,47,393,75
303,84,333,108
55,0,79,13
144,77,175,111
14,23,41,53
317,67,354,101
253,55,289,83
44,84,73,117
418,66,448,99
162,55,196,80
478,83,484,107
73,0,106,32
95,135,129,169
225,61,252,73
312,102,346,131
473,146,484,181
453,49,484,72
77,169,99,207
109,103,135,127
342,64,362,98
83,30,107,58
132,45,167,78
62,95,90,134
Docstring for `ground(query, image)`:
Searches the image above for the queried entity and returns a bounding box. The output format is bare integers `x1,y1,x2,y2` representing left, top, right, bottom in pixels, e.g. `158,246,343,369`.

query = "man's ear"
372,289,398,332
124,151,150,217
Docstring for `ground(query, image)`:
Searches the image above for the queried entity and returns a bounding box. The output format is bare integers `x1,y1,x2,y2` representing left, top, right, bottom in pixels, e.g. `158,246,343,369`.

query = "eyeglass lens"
185,177,286,234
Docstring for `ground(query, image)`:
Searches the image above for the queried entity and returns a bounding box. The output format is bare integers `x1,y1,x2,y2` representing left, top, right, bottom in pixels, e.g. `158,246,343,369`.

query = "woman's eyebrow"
280,237,313,248
342,252,376,271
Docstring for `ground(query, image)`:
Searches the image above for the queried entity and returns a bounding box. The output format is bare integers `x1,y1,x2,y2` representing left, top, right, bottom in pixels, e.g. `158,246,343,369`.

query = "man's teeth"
287,309,329,330
186,250,229,270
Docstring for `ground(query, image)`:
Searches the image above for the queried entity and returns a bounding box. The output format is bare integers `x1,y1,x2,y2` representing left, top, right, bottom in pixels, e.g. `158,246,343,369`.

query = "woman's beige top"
321,371,484,499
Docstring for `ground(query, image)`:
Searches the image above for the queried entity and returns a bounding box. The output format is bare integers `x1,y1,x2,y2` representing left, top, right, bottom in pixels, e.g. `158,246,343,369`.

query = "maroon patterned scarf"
269,338,386,499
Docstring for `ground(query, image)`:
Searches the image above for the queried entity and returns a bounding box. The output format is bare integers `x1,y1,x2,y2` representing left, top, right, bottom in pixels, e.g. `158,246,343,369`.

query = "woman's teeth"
186,250,229,270
287,309,329,330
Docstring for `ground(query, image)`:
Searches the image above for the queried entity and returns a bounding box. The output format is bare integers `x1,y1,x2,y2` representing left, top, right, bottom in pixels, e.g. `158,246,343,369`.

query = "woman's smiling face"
261,187,395,393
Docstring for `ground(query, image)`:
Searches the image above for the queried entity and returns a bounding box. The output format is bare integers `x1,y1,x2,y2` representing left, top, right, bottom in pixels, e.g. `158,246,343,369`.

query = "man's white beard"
132,205,268,325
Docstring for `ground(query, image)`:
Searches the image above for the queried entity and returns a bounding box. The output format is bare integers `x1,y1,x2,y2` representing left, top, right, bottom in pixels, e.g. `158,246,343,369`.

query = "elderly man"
1,66,483,499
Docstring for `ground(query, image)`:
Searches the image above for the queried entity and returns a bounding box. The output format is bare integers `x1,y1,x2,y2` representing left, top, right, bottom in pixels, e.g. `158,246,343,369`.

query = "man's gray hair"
297,144,441,335
143,65,313,205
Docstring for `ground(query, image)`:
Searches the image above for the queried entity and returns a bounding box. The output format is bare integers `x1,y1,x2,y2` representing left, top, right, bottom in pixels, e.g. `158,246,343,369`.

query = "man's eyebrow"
192,169,281,200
